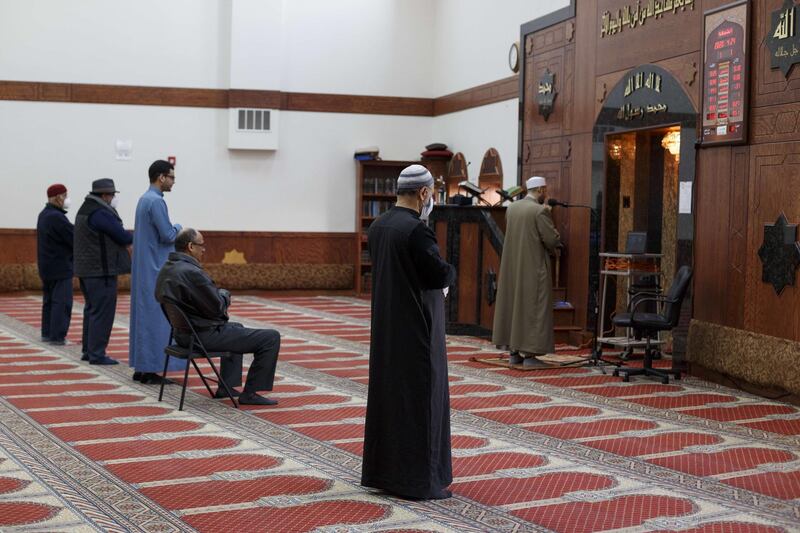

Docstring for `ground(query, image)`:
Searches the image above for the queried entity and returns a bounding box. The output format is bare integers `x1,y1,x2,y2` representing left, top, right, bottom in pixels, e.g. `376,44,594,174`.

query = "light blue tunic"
129,186,183,372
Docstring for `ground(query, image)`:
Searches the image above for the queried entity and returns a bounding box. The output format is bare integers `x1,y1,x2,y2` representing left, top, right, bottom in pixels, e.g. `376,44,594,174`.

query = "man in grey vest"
74,179,133,365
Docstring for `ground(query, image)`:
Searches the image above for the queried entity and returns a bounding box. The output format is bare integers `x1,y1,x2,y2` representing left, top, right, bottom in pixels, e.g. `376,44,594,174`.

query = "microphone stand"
550,200,621,371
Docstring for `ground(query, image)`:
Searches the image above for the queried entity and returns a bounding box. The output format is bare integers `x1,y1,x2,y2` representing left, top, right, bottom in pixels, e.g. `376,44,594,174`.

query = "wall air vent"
237,109,271,131
228,108,279,150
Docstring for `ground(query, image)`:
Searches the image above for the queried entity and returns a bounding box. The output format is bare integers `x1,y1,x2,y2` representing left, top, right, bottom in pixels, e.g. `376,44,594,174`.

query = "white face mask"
420,195,434,221
62,197,71,210
109,196,120,209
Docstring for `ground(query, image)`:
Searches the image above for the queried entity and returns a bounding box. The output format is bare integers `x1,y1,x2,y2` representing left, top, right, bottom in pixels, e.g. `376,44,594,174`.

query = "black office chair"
611,266,693,384
159,299,239,410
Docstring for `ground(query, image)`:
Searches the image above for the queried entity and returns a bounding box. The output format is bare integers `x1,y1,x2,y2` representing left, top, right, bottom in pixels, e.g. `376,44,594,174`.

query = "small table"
597,252,664,352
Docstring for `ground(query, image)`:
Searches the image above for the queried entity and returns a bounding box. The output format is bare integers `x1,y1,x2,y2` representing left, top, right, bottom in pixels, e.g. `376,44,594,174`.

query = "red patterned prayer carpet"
0,294,798,532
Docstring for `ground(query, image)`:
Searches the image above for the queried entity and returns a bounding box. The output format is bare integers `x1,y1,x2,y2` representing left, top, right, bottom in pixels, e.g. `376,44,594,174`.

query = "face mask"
420,195,434,221
62,197,71,210
110,196,120,209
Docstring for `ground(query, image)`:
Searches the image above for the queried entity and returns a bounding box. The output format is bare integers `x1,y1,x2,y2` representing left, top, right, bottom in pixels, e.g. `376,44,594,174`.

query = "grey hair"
175,228,198,252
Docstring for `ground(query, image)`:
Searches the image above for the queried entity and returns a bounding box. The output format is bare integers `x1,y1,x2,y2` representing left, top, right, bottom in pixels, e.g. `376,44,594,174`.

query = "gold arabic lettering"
601,0,694,38
773,6,796,40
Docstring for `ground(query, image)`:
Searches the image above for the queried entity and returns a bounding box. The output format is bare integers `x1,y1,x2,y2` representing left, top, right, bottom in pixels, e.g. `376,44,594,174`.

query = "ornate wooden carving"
478,148,504,206
447,152,469,183
752,0,800,109
597,82,607,104
745,141,800,341
757,213,800,295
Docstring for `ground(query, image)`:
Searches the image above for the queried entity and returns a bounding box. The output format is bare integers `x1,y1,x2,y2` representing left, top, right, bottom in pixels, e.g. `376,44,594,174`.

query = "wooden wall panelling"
563,44,576,135
530,20,574,54
693,147,729,326
0,229,356,265
744,142,800,341
565,133,593,329
751,102,800,144
528,47,569,140
228,89,282,109
71,84,230,108
593,52,701,121
573,2,598,135
433,76,518,116
527,137,571,164
556,161,573,292
594,0,702,76
284,92,433,116
656,53,702,111
0,81,435,116
435,221,448,260
751,0,800,109
456,222,480,324
727,146,750,329
0,230,37,263
168,231,355,265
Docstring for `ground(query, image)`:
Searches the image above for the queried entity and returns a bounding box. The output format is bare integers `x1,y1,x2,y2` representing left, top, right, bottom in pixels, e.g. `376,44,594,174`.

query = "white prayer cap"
526,176,546,189
397,165,434,192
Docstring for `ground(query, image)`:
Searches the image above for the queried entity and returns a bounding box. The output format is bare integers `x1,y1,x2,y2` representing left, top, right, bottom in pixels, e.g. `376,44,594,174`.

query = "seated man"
155,228,280,405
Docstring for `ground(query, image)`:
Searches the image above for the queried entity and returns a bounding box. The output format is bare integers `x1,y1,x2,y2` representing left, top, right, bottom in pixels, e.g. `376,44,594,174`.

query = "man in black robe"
361,164,456,500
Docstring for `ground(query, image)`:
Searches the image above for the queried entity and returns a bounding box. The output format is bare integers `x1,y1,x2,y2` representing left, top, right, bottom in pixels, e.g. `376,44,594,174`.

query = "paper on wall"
115,140,132,161
679,181,692,214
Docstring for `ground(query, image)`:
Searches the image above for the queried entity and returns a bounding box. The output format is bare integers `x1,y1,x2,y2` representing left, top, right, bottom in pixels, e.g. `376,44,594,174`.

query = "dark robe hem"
360,476,452,500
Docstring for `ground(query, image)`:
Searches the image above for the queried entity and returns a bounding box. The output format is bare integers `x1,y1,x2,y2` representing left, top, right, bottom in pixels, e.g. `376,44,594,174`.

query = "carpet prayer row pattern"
0,294,798,532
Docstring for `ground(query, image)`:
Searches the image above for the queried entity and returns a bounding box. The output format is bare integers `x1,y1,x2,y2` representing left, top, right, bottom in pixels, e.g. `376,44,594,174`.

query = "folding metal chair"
159,299,239,410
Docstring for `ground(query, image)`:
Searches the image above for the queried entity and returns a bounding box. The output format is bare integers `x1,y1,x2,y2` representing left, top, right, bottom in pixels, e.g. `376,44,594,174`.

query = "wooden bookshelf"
355,159,416,294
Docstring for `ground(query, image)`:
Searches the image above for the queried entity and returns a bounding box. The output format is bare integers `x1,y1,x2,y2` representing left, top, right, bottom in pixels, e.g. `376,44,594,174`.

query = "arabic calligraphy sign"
537,69,557,121
617,70,668,121
767,0,800,76
700,1,749,146
601,0,695,38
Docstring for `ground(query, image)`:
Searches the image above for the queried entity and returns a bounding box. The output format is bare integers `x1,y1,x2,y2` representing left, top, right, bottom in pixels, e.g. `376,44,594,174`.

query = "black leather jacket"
155,252,230,330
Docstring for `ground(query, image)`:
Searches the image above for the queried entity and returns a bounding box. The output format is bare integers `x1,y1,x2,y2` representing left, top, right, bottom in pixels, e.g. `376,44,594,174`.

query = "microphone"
547,198,569,207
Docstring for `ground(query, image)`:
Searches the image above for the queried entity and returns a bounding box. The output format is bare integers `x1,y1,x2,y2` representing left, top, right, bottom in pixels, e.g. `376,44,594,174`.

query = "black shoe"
48,339,68,346
40,336,51,342
132,371,143,381
139,372,174,385
81,353,90,361
89,356,119,365
238,392,277,406
508,351,523,365
214,387,241,399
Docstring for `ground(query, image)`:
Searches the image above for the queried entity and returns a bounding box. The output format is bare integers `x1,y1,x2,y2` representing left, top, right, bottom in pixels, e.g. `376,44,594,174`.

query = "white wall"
280,0,435,97
0,0,563,231
0,0,232,88
430,99,520,189
432,0,569,96
428,0,569,188
0,101,430,231
230,0,283,90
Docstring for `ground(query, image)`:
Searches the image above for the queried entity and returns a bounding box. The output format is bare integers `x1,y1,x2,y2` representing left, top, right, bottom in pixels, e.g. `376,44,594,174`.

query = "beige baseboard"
688,319,800,397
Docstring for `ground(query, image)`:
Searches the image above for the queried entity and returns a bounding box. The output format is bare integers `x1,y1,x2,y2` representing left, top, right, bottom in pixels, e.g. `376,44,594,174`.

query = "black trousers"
179,322,280,393
41,277,73,341
79,276,117,362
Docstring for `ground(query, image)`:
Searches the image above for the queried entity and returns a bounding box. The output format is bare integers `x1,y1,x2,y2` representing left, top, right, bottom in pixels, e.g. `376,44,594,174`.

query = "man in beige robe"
492,176,561,368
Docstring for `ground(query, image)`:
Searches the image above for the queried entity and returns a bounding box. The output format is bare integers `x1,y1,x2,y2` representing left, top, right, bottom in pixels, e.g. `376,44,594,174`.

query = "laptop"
625,232,647,254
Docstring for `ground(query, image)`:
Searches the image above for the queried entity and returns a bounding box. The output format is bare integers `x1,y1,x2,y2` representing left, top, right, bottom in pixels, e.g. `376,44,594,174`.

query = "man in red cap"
36,184,74,345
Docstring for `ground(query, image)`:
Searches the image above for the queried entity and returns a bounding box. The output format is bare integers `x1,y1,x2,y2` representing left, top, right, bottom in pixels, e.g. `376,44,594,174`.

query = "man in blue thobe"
129,160,182,384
